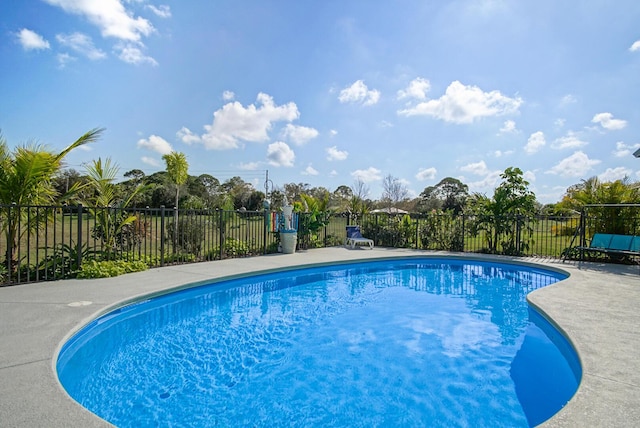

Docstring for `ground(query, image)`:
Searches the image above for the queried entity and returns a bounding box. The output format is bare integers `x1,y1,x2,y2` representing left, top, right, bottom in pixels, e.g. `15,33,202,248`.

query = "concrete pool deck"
0,248,638,427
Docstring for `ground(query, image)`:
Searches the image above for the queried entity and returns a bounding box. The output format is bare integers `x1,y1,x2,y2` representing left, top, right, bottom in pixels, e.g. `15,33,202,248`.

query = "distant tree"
332,185,353,211
53,168,86,196
381,174,409,209
283,182,310,204
403,197,420,213
145,171,169,185
222,176,254,209
349,179,371,216
197,174,221,207
418,177,469,214
123,169,145,183
245,190,266,211
269,189,286,210
307,186,331,202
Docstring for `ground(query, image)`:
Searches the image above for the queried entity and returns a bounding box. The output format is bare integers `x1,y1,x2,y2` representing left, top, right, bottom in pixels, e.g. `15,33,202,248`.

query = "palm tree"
559,176,640,234
162,152,189,250
79,157,146,255
162,151,189,209
0,128,103,271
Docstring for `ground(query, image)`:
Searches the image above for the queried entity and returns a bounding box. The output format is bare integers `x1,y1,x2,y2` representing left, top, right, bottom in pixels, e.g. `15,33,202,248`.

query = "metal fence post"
461,214,466,252
76,204,83,270
7,203,14,283
263,208,268,255
219,209,224,260
160,206,165,267
375,214,378,244
415,216,419,250
516,215,522,255
579,208,586,261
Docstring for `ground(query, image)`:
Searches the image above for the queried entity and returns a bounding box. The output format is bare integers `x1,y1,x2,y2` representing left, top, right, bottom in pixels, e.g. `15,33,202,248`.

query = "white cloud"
56,32,107,60
185,93,299,150
524,131,546,154
238,161,261,170
44,0,159,65
137,135,172,154
116,43,158,65
460,160,490,176
467,170,502,193
282,124,319,145
630,40,640,52
537,186,567,204
494,150,514,157
44,0,154,42
379,120,394,128
141,156,160,167
176,127,201,145
523,170,536,183
551,132,588,150
599,167,632,182
146,4,171,18
338,80,380,106
560,94,577,106
498,120,518,134
326,146,348,161
222,90,235,101
554,118,566,128
17,29,50,51
546,151,601,177
397,77,431,100
329,169,338,177
329,129,338,137
351,167,382,183
415,167,437,181
397,80,522,124
592,112,627,130
56,52,76,68
613,141,640,157
267,142,295,167
301,164,319,176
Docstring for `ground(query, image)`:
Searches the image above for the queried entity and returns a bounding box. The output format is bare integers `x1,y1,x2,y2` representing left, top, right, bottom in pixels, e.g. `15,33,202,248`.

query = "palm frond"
54,128,104,163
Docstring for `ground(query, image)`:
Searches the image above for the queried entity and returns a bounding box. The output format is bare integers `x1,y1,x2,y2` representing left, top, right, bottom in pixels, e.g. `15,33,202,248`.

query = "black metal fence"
1,203,629,286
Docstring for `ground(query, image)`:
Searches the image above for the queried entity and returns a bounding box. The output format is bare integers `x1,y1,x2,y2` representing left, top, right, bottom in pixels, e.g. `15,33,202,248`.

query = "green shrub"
324,234,344,247
163,253,197,264
76,260,148,279
204,238,250,260
420,213,464,251
118,252,160,266
166,217,205,255
0,264,7,283
37,242,100,280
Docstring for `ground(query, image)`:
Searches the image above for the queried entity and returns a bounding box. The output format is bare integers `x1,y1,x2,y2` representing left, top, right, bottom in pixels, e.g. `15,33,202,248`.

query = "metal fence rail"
0,203,617,286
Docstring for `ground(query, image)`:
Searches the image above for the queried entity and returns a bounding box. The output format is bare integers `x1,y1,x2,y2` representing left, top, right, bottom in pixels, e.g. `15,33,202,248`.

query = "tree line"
4,128,640,215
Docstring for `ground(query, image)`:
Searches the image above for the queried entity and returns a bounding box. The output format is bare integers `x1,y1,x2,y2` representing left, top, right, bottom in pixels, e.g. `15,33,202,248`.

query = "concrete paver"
0,248,638,427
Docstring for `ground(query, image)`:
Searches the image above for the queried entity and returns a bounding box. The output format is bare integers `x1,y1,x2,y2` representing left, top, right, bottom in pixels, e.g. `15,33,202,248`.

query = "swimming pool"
57,257,579,427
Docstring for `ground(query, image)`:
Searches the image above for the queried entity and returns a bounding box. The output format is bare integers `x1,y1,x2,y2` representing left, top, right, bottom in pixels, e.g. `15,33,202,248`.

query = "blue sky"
2,1,640,203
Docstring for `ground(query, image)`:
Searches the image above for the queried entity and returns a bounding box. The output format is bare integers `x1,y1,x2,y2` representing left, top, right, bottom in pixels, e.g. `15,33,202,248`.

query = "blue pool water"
57,258,580,427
